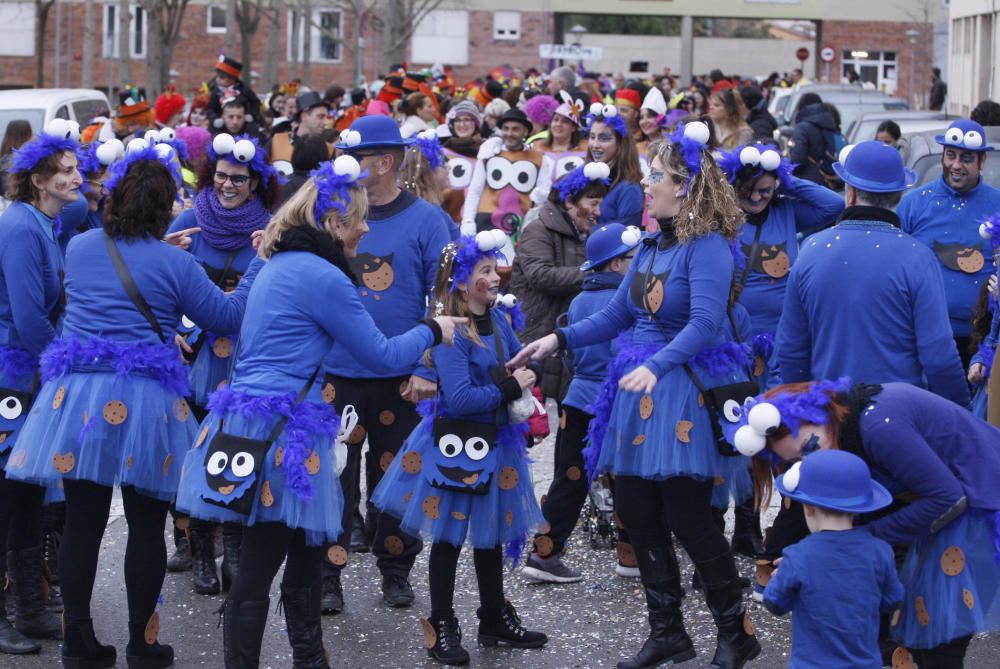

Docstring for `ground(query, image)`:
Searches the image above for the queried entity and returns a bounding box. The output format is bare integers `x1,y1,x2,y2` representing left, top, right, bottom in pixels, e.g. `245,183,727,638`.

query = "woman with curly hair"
511,122,761,669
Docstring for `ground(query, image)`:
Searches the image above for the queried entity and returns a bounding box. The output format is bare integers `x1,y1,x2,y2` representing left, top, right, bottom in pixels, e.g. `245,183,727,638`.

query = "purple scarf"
193,188,272,251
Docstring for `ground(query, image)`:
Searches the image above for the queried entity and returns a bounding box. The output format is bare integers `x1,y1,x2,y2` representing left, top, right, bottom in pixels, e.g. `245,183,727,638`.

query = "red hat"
215,54,242,80
154,86,187,125
118,86,150,118
614,89,641,109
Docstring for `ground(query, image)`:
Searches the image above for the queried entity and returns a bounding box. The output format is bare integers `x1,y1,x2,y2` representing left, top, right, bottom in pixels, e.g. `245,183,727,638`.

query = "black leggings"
0,469,45,563
228,523,323,604
428,542,504,620
61,480,170,627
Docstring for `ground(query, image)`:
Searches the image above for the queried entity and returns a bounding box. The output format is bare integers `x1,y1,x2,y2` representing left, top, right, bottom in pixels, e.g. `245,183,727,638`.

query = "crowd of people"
0,52,999,669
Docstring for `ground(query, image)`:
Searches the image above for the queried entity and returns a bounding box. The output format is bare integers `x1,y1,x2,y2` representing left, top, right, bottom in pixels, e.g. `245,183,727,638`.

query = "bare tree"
234,0,263,76
33,0,56,87
262,0,286,90
118,0,131,83
225,0,237,54
379,0,444,71
301,0,313,86
81,0,95,88
139,0,191,97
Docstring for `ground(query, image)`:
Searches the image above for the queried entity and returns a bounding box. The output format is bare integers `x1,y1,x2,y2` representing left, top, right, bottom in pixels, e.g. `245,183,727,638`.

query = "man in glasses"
898,119,1000,368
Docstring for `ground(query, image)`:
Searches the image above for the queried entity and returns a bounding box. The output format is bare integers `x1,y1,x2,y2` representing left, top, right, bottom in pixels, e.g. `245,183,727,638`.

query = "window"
73,99,111,126
102,4,147,60
0,3,35,57
411,10,468,65
286,9,343,63
207,5,227,33
841,50,897,95
493,11,520,41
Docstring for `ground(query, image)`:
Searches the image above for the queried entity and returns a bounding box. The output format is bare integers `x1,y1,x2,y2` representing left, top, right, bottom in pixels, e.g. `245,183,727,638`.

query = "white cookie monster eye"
837,144,855,165
0,396,23,420
230,452,255,478
154,144,175,161
232,139,256,163
980,222,995,240
212,133,236,156
722,399,743,423
945,127,964,145
589,102,604,117
683,121,711,146
759,150,782,172
438,434,463,458
45,118,72,139
144,129,161,145
476,230,498,251
333,154,361,181
159,127,176,142
126,138,148,154
621,225,642,246
963,131,983,149
782,461,802,492
490,228,507,249
733,425,766,456
341,130,362,147
67,121,81,142
748,402,781,435
497,293,517,308
95,142,120,166
464,437,490,461
583,162,604,180
206,451,229,476
739,146,761,166
601,104,618,118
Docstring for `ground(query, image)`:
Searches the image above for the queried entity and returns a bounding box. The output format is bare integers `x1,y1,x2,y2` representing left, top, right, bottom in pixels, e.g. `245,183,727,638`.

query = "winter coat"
747,106,778,144
508,200,588,399
790,103,839,188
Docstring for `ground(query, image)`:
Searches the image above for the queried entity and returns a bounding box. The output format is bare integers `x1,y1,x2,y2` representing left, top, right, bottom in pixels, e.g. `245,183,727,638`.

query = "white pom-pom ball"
105,138,125,160
144,130,161,145
759,150,782,172
981,222,994,240
739,146,761,167
213,118,224,129
683,121,711,146
476,230,496,251
67,121,81,142
213,133,236,156
945,127,964,145
747,402,781,436
417,128,436,141
45,118,72,139
490,228,507,249
155,143,175,161
781,461,802,492
332,155,361,181
837,144,855,165
95,142,119,166
621,225,642,246
589,102,604,117
733,425,766,457
159,127,176,142
597,162,612,179
232,139,256,163
583,162,603,180
964,131,983,149
126,138,148,154
341,130,362,147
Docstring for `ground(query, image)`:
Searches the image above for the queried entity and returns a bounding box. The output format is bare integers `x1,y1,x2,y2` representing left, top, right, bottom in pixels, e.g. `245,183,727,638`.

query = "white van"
0,88,110,141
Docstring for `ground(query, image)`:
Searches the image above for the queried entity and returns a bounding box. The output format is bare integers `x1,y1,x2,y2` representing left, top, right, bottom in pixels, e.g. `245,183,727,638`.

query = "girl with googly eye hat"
584,102,645,228
371,231,548,665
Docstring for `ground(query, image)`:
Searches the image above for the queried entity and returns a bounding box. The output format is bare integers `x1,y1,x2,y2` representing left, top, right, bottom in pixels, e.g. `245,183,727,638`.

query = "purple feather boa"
10,134,80,173
690,341,753,377
583,336,662,480
0,345,37,382
585,112,628,140
41,336,191,397
207,387,340,503
496,303,525,332
104,145,183,193
555,164,610,201
752,331,775,364
666,123,707,183
451,235,505,292
193,187,271,251
716,143,795,185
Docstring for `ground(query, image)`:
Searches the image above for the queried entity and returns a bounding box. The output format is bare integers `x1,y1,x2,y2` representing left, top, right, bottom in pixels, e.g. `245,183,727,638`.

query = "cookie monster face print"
714,388,760,448
743,242,791,279
630,269,671,315
426,419,498,495
933,241,986,274
349,252,396,296
0,388,32,455
200,432,269,511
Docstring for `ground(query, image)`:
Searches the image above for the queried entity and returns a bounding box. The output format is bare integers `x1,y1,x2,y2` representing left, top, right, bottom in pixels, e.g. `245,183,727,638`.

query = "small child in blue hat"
762,449,904,669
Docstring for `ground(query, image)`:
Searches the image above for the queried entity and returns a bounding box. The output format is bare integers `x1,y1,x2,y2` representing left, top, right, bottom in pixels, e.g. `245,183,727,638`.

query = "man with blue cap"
523,222,641,584
897,119,1000,367
776,140,969,406
320,114,453,613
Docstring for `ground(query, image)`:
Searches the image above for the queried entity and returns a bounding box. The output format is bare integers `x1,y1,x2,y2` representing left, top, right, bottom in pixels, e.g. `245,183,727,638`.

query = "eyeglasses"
214,171,250,186
346,151,384,160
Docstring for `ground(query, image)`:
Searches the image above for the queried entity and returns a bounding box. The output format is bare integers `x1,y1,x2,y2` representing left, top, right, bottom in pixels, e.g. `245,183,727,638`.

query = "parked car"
845,110,952,145
901,126,1000,191
779,84,909,135
0,88,110,141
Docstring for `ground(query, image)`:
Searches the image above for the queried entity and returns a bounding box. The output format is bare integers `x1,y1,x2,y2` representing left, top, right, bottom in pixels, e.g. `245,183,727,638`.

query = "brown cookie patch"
305,451,321,475
941,545,965,576
378,410,396,426
361,259,394,292
754,357,766,377
321,383,336,405
915,596,930,627
175,517,190,531
52,452,75,473
714,475,726,486
891,646,914,669
632,434,646,446
260,480,274,507
52,386,66,410
697,393,704,407
211,336,233,359
963,588,975,610
957,249,985,274
645,279,664,313
347,425,366,445
162,453,174,477
173,398,191,422
401,452,422,474
559,411,567,430
380,451,394,472
144,611,159,645
126,455,134,470
420,618,437,649
617,542,637,567
383,535,405,556
505,510,513,526
422,495,441,520
566,466,582,481
639,394,654,420
403,491,413,502
761,251,790,279
326,545,348,567
675,420,693,443
274,446,284,467
195,425,210,448
103,400,128,425
450,511,466,521
498,466,519,490
535,535,554,558
742,612,754,636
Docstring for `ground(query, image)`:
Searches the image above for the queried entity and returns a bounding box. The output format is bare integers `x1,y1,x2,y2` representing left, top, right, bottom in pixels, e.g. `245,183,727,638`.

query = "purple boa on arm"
0,345,37,382
9,134,80,173
496,303,525,332
690,341,753,377
752,332,775,364
41,336,191,397
193,188,272,251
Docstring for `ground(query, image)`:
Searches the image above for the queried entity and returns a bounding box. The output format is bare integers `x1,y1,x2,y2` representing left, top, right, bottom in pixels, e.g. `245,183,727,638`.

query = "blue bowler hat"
775,449,892,514
935,119,995,153
334,115,413,150
832,140,917,193
580,223,643,271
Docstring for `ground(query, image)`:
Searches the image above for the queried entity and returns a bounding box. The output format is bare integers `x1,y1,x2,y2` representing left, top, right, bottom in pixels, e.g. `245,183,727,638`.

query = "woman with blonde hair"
511,122,762,669
708,88,754,150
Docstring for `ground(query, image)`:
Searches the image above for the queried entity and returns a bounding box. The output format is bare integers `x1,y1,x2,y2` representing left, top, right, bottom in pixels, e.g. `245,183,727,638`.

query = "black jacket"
790,103,838,187
747,105,778,144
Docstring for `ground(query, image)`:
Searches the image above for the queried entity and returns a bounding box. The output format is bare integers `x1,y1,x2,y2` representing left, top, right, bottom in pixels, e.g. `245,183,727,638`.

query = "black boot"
62,618,117,668
618,545,695,669
125,615,174,669
220,524,241,592
730,501,764,559
223,597,269,669
0,590,40,655
190,524,220,595
423,615,470,665
320,568,343,615
477,601,547,649
8,546,62,639
166,520,191,573
281,585,329,669
702,579,761,669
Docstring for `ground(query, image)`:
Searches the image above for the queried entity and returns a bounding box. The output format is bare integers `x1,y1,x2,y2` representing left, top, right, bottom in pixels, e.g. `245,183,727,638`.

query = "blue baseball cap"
775,449,892,514
334,115,413,150
935,119,995,153
580,223,642,271
832,140,917,193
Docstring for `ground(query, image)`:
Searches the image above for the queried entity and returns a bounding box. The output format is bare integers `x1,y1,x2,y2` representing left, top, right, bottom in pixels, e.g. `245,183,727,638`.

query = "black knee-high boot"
697,556,760,669
0,588,40,655
223,597,269,669
190,522,220,595
7,547,61,639
220,524,242,592
281,585,329,668
617,544,695,669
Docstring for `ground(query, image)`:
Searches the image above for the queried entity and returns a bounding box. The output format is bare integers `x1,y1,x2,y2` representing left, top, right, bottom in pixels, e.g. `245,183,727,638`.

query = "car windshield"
851,118,950,144
0,109,45,140
836,103,907,134
910,154,1000,191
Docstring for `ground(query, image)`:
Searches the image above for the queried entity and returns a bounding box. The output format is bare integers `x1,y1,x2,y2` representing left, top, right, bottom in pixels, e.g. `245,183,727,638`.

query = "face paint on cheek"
801,434,821,455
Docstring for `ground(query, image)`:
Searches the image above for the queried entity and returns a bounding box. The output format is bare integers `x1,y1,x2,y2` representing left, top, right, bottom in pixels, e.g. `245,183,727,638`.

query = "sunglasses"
214,171,250,186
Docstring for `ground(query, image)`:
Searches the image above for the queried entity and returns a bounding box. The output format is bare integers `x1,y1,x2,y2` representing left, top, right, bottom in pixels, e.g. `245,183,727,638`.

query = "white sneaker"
615,562,640,579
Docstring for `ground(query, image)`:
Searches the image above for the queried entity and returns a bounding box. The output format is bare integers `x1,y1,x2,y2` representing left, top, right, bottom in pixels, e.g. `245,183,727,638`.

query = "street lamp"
566,24,587,72
906,28,920,109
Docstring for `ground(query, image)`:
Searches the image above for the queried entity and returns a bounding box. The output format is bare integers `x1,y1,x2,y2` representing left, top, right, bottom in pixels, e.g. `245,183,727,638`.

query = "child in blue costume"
968,214,1000,418
373,231,548,666
522,221,642,585
5,145,261,669
176,156,455,669
511,121,762,669
585,104,644,227
0,121,83,654
732,379,1000,669
762,450,903,669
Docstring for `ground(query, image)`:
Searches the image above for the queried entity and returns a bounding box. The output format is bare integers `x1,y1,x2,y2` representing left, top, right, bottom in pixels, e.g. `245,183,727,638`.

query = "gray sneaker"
522,553,583,584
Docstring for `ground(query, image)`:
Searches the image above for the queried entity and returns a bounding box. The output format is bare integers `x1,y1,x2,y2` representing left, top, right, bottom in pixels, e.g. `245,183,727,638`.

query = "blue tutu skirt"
893,510,1000,649
187,333,235,407
372,413,542,561
711,465,753,509
0,346,38,467
176,388,344,547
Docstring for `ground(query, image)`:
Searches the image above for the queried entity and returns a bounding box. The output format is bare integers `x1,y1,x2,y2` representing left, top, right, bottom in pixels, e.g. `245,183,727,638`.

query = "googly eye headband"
727,378,852,459
555,161,611,201
717,143,793,185
103,143,183,194
309,155,368,225
664,121,711,188
937,120,994,153
447,231,508,292
9,119,82,174
979,212,1000,253
413,128,446,171
585,102,628,139
209,132,279,188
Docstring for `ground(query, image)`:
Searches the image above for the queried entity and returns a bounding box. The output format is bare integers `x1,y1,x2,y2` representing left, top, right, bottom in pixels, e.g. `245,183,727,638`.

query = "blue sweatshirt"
324,190,451,379
168,209,260,297
897,177,1000,337
858,382,1000,546
233,251,436,396
61,229,261,343
562,271,623,413
0,201,65,356
737,176,844,335
598,180,643,227
777,215,969,406
562,232,734,380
